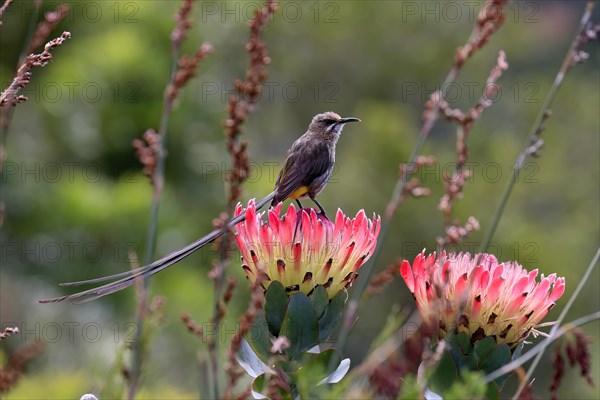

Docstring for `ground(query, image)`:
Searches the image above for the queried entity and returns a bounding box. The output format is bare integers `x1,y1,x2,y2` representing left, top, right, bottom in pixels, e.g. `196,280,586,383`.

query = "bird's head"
309,111,360,138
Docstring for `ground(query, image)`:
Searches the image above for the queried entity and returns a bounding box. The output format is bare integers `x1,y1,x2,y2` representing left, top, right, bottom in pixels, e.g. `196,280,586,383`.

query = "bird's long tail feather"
39,193,275,304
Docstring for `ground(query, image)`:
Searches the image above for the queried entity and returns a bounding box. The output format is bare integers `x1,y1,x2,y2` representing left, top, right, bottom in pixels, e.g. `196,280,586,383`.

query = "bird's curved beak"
338,117,361,124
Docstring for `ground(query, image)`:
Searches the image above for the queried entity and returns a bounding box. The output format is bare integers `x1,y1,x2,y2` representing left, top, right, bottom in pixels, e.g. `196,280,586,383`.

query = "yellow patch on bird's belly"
289,186,309,199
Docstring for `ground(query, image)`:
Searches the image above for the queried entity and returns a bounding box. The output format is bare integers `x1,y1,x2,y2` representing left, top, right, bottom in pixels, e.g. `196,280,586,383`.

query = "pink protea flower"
400,251,566,348
234,200,381,298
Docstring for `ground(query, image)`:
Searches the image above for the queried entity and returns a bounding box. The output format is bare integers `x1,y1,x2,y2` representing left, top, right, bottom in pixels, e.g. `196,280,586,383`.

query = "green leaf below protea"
446,331,472,369
456,331,472,353
473,336,498,364
480,343,511,389
311,285,329,319
294,349,350,398
465,336,497,370
251,373,293,400
429,345,460,393
280,292,319,359
318,290,346,343
443,332,511,390
485,380,500,400
248,311,273,360
265,281,288,336
251,374,272,400
299,349,343,383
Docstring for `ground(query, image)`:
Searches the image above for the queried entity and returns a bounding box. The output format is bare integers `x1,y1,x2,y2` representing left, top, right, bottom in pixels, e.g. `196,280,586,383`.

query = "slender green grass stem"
480,0,596,252
483,309,600,384
509,247,600,398
128,41,181,400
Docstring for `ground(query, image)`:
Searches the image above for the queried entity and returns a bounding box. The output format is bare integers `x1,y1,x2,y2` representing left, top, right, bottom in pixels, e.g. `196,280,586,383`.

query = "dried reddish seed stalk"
132,128,161,186
220,6,276,396
210,212,229,254
133,0,212,194
225,0,277,204
0,326,19,341
525,20,599,161
455,0,507,68
235,385,252,400
165,0,214,104
385,155,435,219
516,380,539,400
0,342,45,394
549,329,595,399
181,312,204,339
0,0,14,25
368,324,429,398
390,0,508,228
224,277,265,397
570,329,594,386
167,43,214,103
0,31,71,107
435,50,507,247
569,22,599,69
171,0,193,46
26,4,70,55
550,342,565,400
366,264,398,296
223,277,237,304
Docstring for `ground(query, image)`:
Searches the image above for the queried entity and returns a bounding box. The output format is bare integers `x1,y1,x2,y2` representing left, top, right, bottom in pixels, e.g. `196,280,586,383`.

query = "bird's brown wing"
273,140,331,203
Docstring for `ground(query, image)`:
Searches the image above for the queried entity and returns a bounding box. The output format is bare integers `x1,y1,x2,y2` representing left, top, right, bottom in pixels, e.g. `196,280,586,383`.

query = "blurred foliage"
0,0,598,398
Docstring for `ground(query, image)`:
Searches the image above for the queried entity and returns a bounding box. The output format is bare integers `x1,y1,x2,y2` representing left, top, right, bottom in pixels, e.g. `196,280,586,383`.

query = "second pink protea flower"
234,200,381,298
400,251,566,348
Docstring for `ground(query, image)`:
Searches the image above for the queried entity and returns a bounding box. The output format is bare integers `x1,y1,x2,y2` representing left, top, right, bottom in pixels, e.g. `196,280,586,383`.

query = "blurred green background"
1,0,598,398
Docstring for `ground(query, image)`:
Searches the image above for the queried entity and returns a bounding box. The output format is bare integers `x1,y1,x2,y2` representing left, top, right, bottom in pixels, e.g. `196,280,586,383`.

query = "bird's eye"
324,119,335,124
